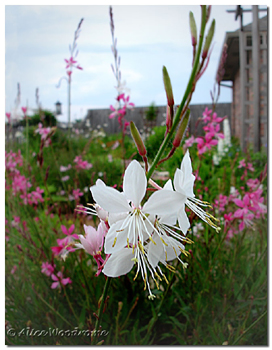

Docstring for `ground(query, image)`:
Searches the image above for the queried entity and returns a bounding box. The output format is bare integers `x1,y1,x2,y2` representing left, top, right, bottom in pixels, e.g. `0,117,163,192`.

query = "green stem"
231,310,267,345
92,277,111,344
142,272,175,344
146,6,207,181
64,288,79,324
32,287,74,328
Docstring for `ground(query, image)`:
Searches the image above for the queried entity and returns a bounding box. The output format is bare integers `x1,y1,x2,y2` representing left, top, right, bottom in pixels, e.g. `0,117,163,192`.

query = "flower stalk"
146,5,207,181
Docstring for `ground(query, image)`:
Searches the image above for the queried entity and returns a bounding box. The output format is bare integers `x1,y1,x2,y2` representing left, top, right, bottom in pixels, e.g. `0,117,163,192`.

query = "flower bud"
173,109,190,148
162,66,174,107
202,19,215,59
130,121,147,156
189,12,197,47
206,5,212,23
166,105,173,133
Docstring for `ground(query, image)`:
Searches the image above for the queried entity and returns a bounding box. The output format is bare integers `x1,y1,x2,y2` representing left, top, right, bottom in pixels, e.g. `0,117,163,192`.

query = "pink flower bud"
189,12,197,47
130,121,147,157
162,66,174,107
202,19,215,59
173,109,190,148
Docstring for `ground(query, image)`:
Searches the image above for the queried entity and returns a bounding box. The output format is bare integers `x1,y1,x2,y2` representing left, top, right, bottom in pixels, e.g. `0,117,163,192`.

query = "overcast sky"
5,4,268,122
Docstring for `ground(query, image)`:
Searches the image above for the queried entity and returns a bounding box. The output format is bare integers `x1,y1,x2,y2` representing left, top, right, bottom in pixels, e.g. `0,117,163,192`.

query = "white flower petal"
143,189,184,217
123,160,147,208
90,184,130,213
108,212,128,226
177,206,190,235
104,220,129,254
163,179,174,191
164,236,184,261
102,248,135,277
147,234,164,268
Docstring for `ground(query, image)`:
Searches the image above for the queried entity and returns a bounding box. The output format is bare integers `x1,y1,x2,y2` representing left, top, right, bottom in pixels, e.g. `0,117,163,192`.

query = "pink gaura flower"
60,164,72,172
41,262,55,276
61,224,79,240
73,156,92,170
51,271,72,289
76,221,109,276
11,265,17,274
61,175,70,182
6,113,11,123
51,237,75,256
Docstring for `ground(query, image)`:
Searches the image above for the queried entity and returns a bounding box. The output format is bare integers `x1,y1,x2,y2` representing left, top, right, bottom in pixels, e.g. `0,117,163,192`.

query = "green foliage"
145,103,158,122
19,110,57,127
5,125,267,345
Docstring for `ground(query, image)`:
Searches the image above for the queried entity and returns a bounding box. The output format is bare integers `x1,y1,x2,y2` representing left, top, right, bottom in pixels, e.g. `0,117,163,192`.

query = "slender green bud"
162,66,174,106
173,109,190,148
130,121,147,156
189,12,197,47
202,19,215,59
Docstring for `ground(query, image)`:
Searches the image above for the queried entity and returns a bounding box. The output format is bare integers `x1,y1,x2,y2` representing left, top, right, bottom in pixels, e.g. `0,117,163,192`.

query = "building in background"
218,11,267,151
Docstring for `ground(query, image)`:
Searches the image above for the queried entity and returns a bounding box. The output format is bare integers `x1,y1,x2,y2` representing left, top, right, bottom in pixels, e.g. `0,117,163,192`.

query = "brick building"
218,13,267,151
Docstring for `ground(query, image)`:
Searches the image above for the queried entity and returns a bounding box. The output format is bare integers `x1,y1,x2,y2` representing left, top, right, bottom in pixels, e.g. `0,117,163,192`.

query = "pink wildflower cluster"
109,93,134,134
238,159,255,180
195,108,225,155
214,175,267,240
5,150,44,206
5,150,23,174
35,123,53,147
73,155,93,170
69,189,84,202
41,262,72,289
51,224,79,258
64,18,84,80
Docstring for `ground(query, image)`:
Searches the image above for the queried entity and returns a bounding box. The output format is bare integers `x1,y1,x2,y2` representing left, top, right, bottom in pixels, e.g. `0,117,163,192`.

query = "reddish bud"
189,12,197,47
162,66,174,107
202,19,215,59
130,121,147,157
173,109,190,148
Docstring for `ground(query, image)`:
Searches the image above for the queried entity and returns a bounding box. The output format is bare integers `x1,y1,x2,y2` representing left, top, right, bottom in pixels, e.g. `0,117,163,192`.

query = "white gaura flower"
171,150,220,233
90,160,185,255
102,236,188,300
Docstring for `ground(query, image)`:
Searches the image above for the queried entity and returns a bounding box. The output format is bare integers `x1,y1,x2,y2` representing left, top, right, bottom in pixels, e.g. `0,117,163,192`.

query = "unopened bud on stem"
206,5,212,23
173,109,190,148
189,12,197,47
202,19,215,59
130,121,147,156
162,66,174,107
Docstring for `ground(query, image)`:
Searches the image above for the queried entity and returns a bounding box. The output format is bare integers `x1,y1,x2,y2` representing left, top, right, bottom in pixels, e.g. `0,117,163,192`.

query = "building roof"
217,15,267,81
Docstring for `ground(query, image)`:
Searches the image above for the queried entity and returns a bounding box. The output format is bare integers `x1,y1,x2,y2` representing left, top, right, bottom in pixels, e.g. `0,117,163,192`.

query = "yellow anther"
160,237,168,246
112,237,117,247
143,274,147,290
155,272,162,282
131,257,138,264
162,274,169,284
132,244,135,254
173,246,178,256
150,236,157,245
133,270,139,281
165,251,168,261
116,229,125,232
166,264,176,272
154,279,160,290
127,238,130,248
